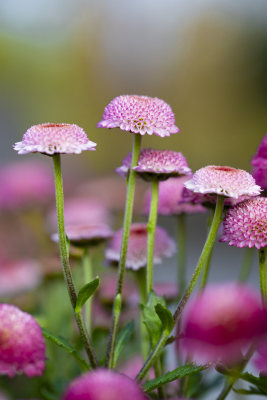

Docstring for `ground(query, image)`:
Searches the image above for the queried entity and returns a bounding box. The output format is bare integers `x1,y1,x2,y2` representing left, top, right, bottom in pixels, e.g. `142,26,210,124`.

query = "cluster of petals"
97,95,179,137
14,123,96,155
52,223,113,247
220,197,267,249
185,166,261,199
106,222,176,270
180,283,267,364
0,304,46,378
62,369,147,400
0,160,53,210
117,149,191,180
144,177,206,215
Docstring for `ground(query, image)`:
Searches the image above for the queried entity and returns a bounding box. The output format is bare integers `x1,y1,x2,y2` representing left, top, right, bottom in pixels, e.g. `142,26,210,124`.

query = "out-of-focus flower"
220,197,267,249
97,95,179,137
185,166,261,199
0,304,46,377
117,149,191,181
154,282,178,301
119,355,154,380
62,369,147,400
251,134,267,190
98,272,136,305
180,283,267,364
106,223,176,270
14,123,96,155
0,160,53,211
253,341,267,375
52,223,113,247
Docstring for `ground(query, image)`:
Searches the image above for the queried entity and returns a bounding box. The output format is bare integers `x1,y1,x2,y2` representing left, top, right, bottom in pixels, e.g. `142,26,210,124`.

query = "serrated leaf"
75,277,99,313
155,303,174,334
143,363,207,392
233,387,264,395
141,290,166,347
113,320,134,366
238,372,267,394
42,328,90,371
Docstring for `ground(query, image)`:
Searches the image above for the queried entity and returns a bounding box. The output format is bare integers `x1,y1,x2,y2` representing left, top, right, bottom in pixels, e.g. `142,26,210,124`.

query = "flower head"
97,95,179,137
106,222,176,270
14,123,96,155
180,283,267,364
220,197,267,249
0,304,46,377
52,223,113,247
185,166,261,199
62,369,147,400
117,149,191,181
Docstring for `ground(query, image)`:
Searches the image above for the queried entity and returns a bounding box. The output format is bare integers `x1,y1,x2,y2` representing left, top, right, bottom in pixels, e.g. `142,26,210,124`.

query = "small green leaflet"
75,277,99,313
141,290,166,347
155,303,174,334
113,320,135,366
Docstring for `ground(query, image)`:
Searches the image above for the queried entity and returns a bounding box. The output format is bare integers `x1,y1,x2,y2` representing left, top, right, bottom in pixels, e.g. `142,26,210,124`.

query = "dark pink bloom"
180,283,267,364
117,149,191,181
220,197,267,249
185,166,261,199
0,304,46,378
251,158,267,191
253,341,267,375
97,95,179,137
106,223,176,270
62,369,147,400
52,223,113,247
253,134,267,159
14,123,96,155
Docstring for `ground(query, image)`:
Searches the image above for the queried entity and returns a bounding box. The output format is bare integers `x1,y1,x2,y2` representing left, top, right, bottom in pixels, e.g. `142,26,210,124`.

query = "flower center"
210,166,237,173
41,123,69,128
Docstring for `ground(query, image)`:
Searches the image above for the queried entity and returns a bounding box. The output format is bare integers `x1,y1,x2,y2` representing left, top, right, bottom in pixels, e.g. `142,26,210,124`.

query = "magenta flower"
14,123,96,155
185,166,261,199
253,133,267,159
52,223,113,247
106,222,176,270
251,158,267,191
97,95,179,137
220,197,267,249
117,149,191,181
180,283,267,364
62,369,147,400
253,341,267,375
0,304,46,378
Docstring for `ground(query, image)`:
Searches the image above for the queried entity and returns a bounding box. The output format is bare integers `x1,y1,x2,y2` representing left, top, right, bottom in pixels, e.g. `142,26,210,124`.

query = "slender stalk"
146,179,159,296
177,213,186,295
52,154,97,368
199,246,213,290
239,247,254,282
259,247,267,303
154,358,165,399
83,247,93,334
105,133,142,367
135,268,150,361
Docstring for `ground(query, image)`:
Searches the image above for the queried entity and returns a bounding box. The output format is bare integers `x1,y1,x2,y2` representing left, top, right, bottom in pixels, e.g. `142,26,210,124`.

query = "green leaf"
42,327,90,371
40,388,58,400
75,277,99,313
143,363,207,392
155,303,174,334
238,372,267,395
113,321,135,366
141,291,166,347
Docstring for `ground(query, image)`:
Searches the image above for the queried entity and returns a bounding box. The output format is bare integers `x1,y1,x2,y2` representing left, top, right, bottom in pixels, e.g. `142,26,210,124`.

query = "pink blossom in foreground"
180,283,267,364
220,197,267,249
0,160,53,210
185,166,261,199
14,123,96,155
253,341,267,375
117,149,191,180
52,223,113,247
0,304,46,377
97,95,179,137
106,223,176,270
62,369,147,400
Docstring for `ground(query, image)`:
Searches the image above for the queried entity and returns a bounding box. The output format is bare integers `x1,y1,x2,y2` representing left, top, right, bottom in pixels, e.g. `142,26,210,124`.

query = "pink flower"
180,283,267,364
0,160,53,210
251,158,267,191
0,304,46,378
117,149,191,181
154,282,178,301
62,369,147,400
97,95,179,137
253,134,267,159
14,123,96,155
52,223,113,247
119,355,154,380
106,222,176,270
185,166,261,199
220,197,267,249
253,341,267,375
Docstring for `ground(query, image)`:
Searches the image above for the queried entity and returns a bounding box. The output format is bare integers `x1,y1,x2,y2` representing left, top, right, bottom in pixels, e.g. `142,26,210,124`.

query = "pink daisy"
52,223,113,247
251,157,267,191
185,166,261,199
220,197,267,249
97,95,179,137
14,123,96,155
0,304,46,378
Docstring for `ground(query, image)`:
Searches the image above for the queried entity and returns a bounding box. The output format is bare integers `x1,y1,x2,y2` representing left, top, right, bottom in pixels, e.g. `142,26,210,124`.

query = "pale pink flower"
52,223,113,247
220,197,267,249
14,123,96,155
106,223,176,270
0,304,46,378
185,166,261,199
97,95,179,137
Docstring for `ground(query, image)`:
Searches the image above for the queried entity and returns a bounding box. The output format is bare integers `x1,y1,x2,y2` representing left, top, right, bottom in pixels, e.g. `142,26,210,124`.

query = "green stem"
146,179,159,296
239,247,254,282
83,247,93,334
177,213,186,295
199,246,213,290
154,358,165,399
105,133,142,368
52,154,97,368
135,268,150,361
259,247,267,303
